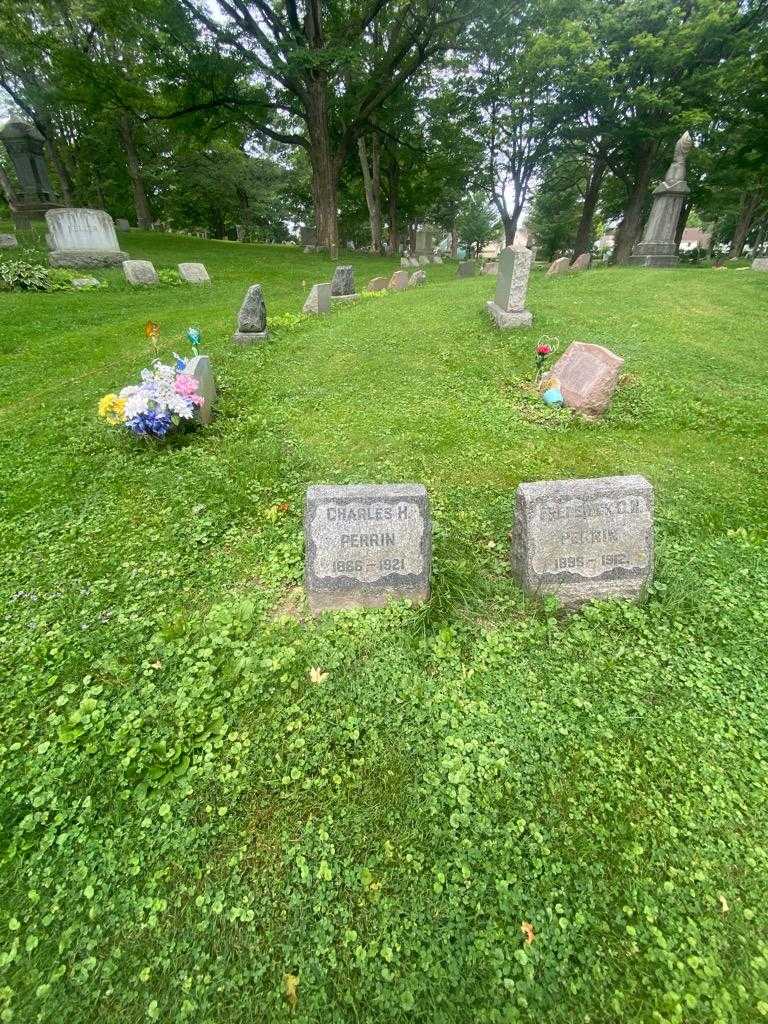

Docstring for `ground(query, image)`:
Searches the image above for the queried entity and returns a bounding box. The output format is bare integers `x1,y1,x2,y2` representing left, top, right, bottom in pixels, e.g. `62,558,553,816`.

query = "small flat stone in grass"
367,276,389,291
122,260,158,285
232,283,268,343
178,262,210,284
388,270,409,291
303,282,330,314
512,474,654,609
71,276,100,288
304,483,432,612
0,233,17,248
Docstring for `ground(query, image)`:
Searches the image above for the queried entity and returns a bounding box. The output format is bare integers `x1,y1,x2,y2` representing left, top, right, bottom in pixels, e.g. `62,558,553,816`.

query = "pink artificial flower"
174,374,200,398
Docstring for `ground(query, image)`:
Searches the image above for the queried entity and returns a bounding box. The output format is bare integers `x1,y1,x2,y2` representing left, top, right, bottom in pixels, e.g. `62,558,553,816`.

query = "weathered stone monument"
388,270,409,291
185,355,216,426
115,218,130,231
485,246,533,328
457,261,476,278
571,253,591,271
232,284,268,344
414,227,434,258
408,269,427,287
751,257,768,271
330,265,358,302
542,342,624,417
46,208,127,268
546,257,571,276
631,132,693,268
0,119,58,228
303,282,331,314
367,276,389,291
178,262,210,284
122,260,158,285
512,475,654,609
304,484,432,612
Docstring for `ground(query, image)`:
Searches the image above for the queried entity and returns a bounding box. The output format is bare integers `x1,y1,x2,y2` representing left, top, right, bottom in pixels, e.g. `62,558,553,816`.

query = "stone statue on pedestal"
630,131,694,268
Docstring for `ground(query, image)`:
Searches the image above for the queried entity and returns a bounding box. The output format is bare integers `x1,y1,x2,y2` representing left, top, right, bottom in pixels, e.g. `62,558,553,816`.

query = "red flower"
536,344,552,356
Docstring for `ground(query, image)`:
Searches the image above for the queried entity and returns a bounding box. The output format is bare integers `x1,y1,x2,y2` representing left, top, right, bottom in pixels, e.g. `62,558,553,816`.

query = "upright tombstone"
122,259,158,285
482,261,498,275
46,208,127,268
235,224,246,242
115,218,130,231
186,355,216,426
542,342,624,417
571,253,591,271
630,132,693,268
388,270,409,291
304,484,432,612
431,254,443,265
408,269,427,287
457,261,477,278
178,262,211,284
330,265,358,301
303,282,331,314
512,475,654,609
485,246,533,328
414,227,434,258
232,284,268,344
546,256,571,276
0,119,58,229
367,276,389,291
751,257,768,271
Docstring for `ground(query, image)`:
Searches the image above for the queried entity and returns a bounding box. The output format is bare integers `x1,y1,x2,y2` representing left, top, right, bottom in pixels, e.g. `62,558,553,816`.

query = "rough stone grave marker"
571,253,591,271
303,282,331,314
408,269,427,287
542,342,623,417
457,261,476,278
46,208,127,268
232,284,268,343
751,258,768,271
486,246,533,328
512,474,654,609
122,259,158,285
186,355,216,426
388,270,409,291
431,254,443,264
367,276,388,291
546,256,571,276
304,484,431,612
330,265,358,301
0,234,17,248
178,262,210,284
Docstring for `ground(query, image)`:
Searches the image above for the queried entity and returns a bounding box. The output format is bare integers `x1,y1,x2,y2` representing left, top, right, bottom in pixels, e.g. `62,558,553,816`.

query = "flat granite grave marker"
122,259,158,285
512,474,654,609
303,282,331,314
46,208,127,268
178,262,210,284
546,256,571,276
457,261,476,278
388,270,409,291
330,265,358,301
542,341,624,417
486,245,533,328
232,284,268,343
304,484,431,612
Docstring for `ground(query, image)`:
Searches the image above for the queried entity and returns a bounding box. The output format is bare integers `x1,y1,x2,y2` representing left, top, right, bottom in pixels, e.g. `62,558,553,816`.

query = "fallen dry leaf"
719,894,729,914
309,666,329,684
277,502,290,513
284,973,299,1011
521,921,535,945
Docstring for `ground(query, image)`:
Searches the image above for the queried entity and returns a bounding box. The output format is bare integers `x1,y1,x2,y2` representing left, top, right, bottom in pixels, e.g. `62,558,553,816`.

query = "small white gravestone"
304,484,432,612
303,282,331,314
751,257,768,271
178,262,210,284
46,208,127,268
186,355,216,426
122,260,159,286
486,246,533,328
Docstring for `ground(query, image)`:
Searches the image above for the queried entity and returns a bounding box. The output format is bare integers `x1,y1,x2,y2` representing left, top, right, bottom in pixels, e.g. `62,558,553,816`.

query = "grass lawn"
2,232,767,1024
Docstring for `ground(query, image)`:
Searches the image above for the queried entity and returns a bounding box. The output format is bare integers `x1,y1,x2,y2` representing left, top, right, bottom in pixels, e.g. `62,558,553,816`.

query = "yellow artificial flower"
98,393,126,425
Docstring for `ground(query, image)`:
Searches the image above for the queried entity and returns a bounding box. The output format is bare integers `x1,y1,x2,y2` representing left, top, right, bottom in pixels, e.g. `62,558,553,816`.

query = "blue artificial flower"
186,327,201,349
173,351,187,371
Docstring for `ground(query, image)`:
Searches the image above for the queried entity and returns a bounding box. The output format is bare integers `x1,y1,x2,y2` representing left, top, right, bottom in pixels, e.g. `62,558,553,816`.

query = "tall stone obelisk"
630,132,693,268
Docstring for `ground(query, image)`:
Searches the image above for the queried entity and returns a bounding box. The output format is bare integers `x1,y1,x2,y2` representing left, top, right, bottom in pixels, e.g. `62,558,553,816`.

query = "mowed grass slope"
1,233,767,1024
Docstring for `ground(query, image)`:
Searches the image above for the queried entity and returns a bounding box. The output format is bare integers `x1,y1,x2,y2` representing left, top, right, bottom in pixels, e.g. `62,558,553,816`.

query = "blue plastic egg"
542,387,564,407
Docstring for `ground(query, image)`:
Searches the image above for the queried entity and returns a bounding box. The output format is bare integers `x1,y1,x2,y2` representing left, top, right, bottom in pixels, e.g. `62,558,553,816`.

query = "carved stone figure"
630,132,695,268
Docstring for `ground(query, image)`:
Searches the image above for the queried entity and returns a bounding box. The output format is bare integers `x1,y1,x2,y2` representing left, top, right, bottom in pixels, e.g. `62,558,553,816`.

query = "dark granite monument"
0,119,58,229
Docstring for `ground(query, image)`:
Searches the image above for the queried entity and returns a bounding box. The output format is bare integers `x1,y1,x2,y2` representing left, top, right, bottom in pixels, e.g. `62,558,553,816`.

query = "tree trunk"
306,77,339,256
573,153,607,257
613,141,656,265
729,190,761,258
358,135,383,253
385,153,399,254
118,113,153,228
450,219,459,258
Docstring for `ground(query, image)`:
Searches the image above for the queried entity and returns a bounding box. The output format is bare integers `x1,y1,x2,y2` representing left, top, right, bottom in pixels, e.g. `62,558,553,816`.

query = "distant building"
679,227,711,251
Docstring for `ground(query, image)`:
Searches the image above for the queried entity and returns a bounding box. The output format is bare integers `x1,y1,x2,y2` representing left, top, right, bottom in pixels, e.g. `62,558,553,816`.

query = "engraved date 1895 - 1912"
552,553,631,571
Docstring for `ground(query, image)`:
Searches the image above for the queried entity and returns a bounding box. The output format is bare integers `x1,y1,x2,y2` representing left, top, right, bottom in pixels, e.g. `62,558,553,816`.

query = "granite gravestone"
546,257,571,276
388,270,409,291
486,246,533,328
0,234,17,248
330,265,358,301
0,119,58,228
542,342,624,417
571,253,591,271
431,254,443,265
303,282,331,314
408,269,427,287
512,475,654,609
46,208,127,268
232,284,268,343
457,261,476,278
122,259,158,285
367,276,389,291
751,258,768,271
115,218,130,231
178,262,210,284
304,484,431,612
186,355,216,426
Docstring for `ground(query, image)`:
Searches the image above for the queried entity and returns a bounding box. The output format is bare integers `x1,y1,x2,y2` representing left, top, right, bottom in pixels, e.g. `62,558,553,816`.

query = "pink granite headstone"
544,342,624,417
